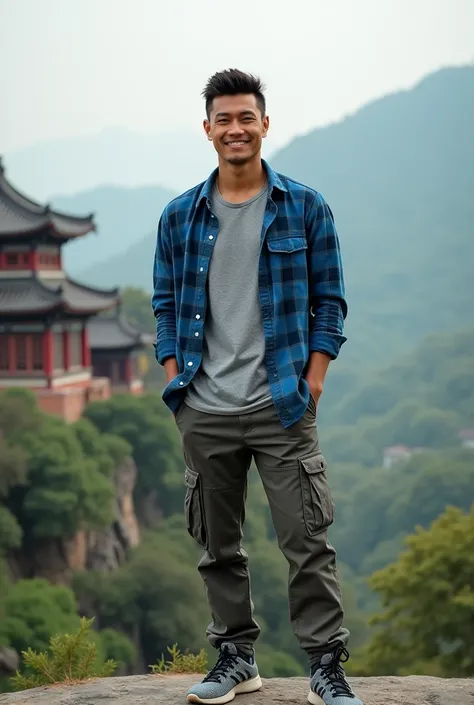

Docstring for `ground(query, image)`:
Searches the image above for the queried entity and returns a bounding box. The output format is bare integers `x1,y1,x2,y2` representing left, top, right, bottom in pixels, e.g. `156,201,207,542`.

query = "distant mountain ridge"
4,126,276,200
54,184,176,277
77,65,474,367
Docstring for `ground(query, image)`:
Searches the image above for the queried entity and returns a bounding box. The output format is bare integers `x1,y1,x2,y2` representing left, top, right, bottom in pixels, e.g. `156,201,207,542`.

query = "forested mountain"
79,66,474,369
272,65,474,364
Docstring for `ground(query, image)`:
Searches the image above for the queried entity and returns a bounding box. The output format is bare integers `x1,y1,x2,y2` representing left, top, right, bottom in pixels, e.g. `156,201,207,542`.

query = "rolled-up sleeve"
151,209,177,365
306,192,348,360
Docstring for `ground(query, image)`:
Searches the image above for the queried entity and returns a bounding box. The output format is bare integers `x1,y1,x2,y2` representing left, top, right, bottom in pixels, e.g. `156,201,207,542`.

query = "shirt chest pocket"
266,235,307,254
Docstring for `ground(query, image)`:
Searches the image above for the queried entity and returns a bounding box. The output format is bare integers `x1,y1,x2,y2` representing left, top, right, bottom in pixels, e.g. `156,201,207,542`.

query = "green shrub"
150,644,208,675
11,617,116,691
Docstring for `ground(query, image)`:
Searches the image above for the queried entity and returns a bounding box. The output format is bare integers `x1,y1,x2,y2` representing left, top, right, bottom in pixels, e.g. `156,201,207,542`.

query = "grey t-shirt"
185,183,273,415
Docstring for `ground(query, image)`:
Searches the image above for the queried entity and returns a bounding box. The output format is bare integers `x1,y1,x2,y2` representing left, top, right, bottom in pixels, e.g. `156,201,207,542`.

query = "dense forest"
1,319,473,691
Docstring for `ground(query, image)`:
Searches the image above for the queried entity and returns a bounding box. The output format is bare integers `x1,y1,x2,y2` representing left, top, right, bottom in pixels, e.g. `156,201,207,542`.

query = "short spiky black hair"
202,69,266,119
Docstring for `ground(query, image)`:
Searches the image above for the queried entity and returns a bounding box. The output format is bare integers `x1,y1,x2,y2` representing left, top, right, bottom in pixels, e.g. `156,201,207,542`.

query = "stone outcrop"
7,456,140,586
0,674,472,705
0,647,19,675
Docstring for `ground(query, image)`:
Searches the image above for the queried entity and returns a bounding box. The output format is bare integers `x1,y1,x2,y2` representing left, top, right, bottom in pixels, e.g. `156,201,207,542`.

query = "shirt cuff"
154,338,177,366
309,332,347,360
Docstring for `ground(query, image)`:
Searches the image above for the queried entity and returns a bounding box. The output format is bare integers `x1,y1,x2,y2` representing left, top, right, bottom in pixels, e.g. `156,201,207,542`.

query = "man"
152,69,362,705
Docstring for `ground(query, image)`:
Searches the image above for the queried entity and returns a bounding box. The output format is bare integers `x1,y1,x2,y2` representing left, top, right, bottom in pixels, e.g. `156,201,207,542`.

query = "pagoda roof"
0,157,95,240
0,276,119,317
88,313,152,350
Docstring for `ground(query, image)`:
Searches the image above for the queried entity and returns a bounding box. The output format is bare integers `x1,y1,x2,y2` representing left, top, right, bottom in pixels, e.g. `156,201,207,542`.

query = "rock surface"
0,647,19,675
0,674,472,705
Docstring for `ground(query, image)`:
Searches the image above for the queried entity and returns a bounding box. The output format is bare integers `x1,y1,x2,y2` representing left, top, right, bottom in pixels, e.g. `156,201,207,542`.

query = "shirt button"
211,214,215,218
200,267,204,272
273,372,278,377
188,361,193,367
209,235,214,240
195,332,199,337
196,314,201,320
179,381,184,386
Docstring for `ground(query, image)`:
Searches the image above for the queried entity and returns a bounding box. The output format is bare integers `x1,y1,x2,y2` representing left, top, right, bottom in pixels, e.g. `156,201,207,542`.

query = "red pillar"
8,336,15,374
81,326,91,367
63,330,70,371
43,330,53,387
125,357,133,387
32,249,40,272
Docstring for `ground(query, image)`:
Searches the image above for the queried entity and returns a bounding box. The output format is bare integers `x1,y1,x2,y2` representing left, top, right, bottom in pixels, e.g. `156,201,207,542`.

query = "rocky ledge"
0,674,472,705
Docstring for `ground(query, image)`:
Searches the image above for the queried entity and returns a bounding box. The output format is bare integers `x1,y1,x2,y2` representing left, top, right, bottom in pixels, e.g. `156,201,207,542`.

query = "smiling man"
152,69,362,705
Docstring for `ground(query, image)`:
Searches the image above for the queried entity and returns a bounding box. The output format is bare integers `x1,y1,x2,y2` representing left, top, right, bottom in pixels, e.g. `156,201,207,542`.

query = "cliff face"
0,674,472,705
8,456,140,586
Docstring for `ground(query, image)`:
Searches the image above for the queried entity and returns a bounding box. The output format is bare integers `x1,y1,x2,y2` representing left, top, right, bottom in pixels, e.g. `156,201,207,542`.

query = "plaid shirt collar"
196,159,288,209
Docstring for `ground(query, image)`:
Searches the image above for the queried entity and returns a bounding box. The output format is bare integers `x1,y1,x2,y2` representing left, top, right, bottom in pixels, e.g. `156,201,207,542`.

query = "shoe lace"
320,646,354,698
202,648,238,684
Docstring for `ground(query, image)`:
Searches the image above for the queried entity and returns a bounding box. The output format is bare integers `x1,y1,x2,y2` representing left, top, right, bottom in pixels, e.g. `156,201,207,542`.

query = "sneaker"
308,646,363,705
186,642,262,704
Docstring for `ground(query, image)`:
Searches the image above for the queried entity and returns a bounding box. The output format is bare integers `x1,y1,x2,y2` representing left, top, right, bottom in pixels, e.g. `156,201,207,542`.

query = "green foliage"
72,417,132,475
98,628,137,670
0,438,27,498
10,617,116,691
83,393,183,521
0,506,22,551
121,287,155,333
330,448,474,576
150,644,208,674
73,524,210,668
1,579,81,656
355,505,474,677
0,391,127,540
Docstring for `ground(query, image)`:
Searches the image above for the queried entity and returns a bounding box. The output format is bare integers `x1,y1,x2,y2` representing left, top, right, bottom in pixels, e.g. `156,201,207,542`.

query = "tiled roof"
88,314,151,350
0,277,119,317
0,157,95,239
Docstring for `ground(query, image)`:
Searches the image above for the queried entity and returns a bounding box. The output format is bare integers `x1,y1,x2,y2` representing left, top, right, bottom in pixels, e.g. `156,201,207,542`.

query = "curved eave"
63,298,119,316
65,276,119,298
0,302,63,317
0,221,95,240
0,160,96,239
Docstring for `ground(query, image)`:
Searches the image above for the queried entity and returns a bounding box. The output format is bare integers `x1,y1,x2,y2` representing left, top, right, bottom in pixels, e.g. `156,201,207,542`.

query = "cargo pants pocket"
184,466,207,548
299,452,334,535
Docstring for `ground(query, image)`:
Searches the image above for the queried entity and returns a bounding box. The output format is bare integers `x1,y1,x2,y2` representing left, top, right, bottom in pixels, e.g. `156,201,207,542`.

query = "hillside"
271,65,474,362
78,66,474,365
54,184,175,277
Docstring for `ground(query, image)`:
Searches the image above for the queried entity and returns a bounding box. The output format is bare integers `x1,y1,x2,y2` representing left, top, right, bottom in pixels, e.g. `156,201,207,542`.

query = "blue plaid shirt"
152,160,347,428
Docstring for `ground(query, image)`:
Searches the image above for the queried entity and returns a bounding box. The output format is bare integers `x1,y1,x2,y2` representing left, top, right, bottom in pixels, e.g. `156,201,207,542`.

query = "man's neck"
216,155,266,204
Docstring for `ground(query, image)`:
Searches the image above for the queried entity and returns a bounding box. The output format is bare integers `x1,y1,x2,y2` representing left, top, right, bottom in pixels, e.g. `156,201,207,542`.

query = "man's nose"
227,121,245,136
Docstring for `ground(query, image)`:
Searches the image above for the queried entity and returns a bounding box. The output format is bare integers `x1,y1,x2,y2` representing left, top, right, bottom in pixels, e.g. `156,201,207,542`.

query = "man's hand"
307,377,324,407
305,351,331,407
164,357,179,384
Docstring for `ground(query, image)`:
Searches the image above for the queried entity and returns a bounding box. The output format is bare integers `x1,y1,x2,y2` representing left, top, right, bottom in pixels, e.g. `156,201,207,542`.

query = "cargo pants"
174,395,349,659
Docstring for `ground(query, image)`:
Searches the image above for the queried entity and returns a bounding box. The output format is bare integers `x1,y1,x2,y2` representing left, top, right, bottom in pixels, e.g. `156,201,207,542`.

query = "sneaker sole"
187,675,263,704
307,691,325,705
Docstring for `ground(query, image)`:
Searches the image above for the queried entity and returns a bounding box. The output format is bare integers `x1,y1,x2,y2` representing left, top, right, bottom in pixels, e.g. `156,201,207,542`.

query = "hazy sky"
1,0,473,153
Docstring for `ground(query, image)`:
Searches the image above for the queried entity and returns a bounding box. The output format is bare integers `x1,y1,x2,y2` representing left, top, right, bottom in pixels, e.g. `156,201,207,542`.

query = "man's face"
204,94,269,166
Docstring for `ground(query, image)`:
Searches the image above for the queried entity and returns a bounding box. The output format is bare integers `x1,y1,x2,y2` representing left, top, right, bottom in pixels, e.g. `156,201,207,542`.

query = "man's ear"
203,119,212,140
262,114,270,138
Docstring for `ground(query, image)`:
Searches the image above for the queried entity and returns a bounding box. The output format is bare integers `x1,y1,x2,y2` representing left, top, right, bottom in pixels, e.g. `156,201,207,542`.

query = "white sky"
1,0,473,153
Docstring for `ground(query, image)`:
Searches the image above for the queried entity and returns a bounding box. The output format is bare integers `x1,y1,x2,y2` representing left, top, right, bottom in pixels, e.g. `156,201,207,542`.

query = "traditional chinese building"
0,158,147,421
88,311,151,395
